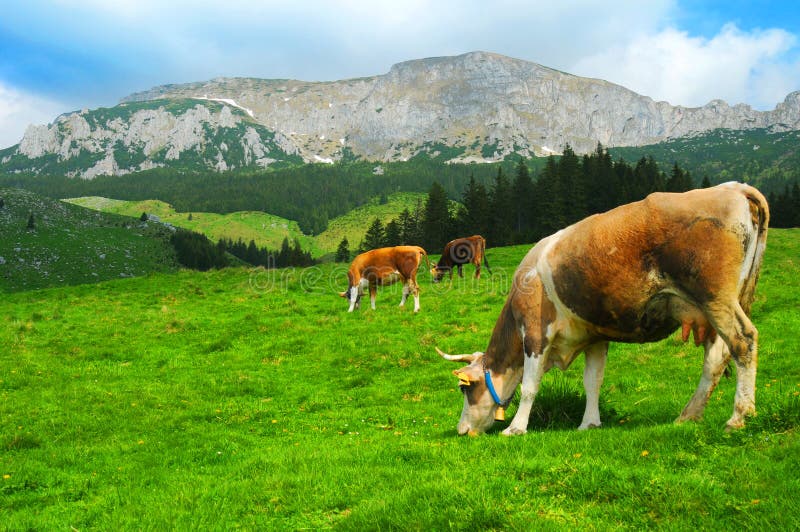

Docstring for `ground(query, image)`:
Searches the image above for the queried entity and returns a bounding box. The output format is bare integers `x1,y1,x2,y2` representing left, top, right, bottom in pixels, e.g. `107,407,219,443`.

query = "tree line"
0,158,514,235
170,231,316,271
768,182,800,228
218,237,315,268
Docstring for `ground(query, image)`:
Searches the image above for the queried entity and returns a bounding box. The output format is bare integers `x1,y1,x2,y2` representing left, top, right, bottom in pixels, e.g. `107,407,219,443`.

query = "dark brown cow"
431,235,491,282
438,182,769,436
340,246,429,312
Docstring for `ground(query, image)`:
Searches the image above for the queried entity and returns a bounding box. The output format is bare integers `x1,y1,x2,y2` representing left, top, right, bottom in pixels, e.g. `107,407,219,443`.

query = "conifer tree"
558,145,584,225
278,237,291,268
488,167,514,246
458,174,490,237
363,217,386,250
512,159,534,240
534,156,564,238
335,237,351,262
397,208,414,245
701,175,712,188
584,144,617,214
667,163,692,192
421,182,451,251
246,240,259,265
384,219,402,247
27,212,35,230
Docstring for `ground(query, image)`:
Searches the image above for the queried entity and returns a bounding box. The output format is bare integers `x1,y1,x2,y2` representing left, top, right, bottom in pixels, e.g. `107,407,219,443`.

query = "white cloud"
0,83,68,149
571,23,799,110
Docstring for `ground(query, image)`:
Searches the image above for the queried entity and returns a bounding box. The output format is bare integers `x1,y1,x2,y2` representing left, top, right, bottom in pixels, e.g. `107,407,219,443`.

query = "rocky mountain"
3,51,800,178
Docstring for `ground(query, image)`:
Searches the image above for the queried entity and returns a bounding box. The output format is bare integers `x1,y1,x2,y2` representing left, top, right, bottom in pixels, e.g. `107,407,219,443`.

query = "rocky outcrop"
8,101,299,178
7,51,800,177
121,52,800,161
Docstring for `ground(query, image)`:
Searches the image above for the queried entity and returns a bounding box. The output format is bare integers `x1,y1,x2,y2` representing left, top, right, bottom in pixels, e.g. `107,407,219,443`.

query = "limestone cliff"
4,51,800,177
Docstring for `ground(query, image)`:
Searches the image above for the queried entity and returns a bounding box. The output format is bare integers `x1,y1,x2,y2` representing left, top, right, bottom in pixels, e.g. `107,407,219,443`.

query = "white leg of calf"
578,342,607,430
678,335,730,422
370,293,376,310
503,352,547,436
399,283,409,307
413,292,420,313
348,286,358,312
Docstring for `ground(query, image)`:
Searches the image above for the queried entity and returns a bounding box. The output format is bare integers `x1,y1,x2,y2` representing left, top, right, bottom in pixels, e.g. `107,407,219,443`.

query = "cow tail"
738,186,770,316
481,237,492,273
419,247,431,275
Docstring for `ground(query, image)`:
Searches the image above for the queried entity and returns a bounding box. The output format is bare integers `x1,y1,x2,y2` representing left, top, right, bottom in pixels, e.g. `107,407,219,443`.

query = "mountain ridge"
4,51,800,178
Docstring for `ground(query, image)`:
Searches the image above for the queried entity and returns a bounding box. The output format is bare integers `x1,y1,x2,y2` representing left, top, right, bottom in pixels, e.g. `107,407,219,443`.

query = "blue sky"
1,0,799,148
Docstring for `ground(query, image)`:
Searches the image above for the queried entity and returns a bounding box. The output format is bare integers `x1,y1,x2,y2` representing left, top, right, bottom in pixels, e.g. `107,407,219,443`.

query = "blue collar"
484,370,510,407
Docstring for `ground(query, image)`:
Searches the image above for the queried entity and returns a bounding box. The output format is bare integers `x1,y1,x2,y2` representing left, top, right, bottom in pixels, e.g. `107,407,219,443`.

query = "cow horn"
436,347,477,363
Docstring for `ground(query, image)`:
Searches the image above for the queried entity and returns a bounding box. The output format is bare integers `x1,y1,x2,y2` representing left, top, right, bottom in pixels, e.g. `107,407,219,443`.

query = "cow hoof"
578,422,601,431
724,419,746,432
502,426,527,436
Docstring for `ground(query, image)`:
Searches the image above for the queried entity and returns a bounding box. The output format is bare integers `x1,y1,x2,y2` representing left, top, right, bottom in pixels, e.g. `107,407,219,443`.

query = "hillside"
63,196,316,254
64,192,439,258
314,192,428,253
0,188,179,292
609,128,800,191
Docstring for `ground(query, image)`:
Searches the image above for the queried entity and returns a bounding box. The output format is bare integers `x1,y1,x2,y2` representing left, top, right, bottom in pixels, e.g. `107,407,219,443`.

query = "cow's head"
430,264,449,283
339,284,362,310
437,347,511,435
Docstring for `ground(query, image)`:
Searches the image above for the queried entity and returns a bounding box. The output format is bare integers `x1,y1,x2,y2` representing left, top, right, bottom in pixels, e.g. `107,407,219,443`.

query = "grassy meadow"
1,229,799,529
65,192,430,259
64,196,317,255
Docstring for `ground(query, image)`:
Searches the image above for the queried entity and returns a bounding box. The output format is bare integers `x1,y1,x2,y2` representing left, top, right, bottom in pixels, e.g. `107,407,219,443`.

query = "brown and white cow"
340,246,429,312
431,235,492,282
438,182,769,436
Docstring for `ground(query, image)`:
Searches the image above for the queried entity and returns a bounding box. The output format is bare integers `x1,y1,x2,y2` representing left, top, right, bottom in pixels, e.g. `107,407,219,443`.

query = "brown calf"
340,246,429,312
431,235,491,282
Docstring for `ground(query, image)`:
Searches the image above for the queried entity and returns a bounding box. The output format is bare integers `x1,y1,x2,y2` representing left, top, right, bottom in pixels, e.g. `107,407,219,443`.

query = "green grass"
64,196,316,254
1,230,798,529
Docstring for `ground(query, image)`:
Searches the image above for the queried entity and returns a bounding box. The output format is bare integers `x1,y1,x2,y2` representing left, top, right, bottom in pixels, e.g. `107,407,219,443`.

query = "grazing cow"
431,235,492,282
438,183,769,436
340,246,429,312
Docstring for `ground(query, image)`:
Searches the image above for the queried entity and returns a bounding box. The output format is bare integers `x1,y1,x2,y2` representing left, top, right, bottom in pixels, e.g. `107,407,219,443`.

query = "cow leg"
457,265,464,278
369,285,377,310
503,351,548,436
677,335,731,423
475,262,481,279
578,342,608,430
706,301,759,430
348,286,359,312
399,282,410,307
411,279,420,312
